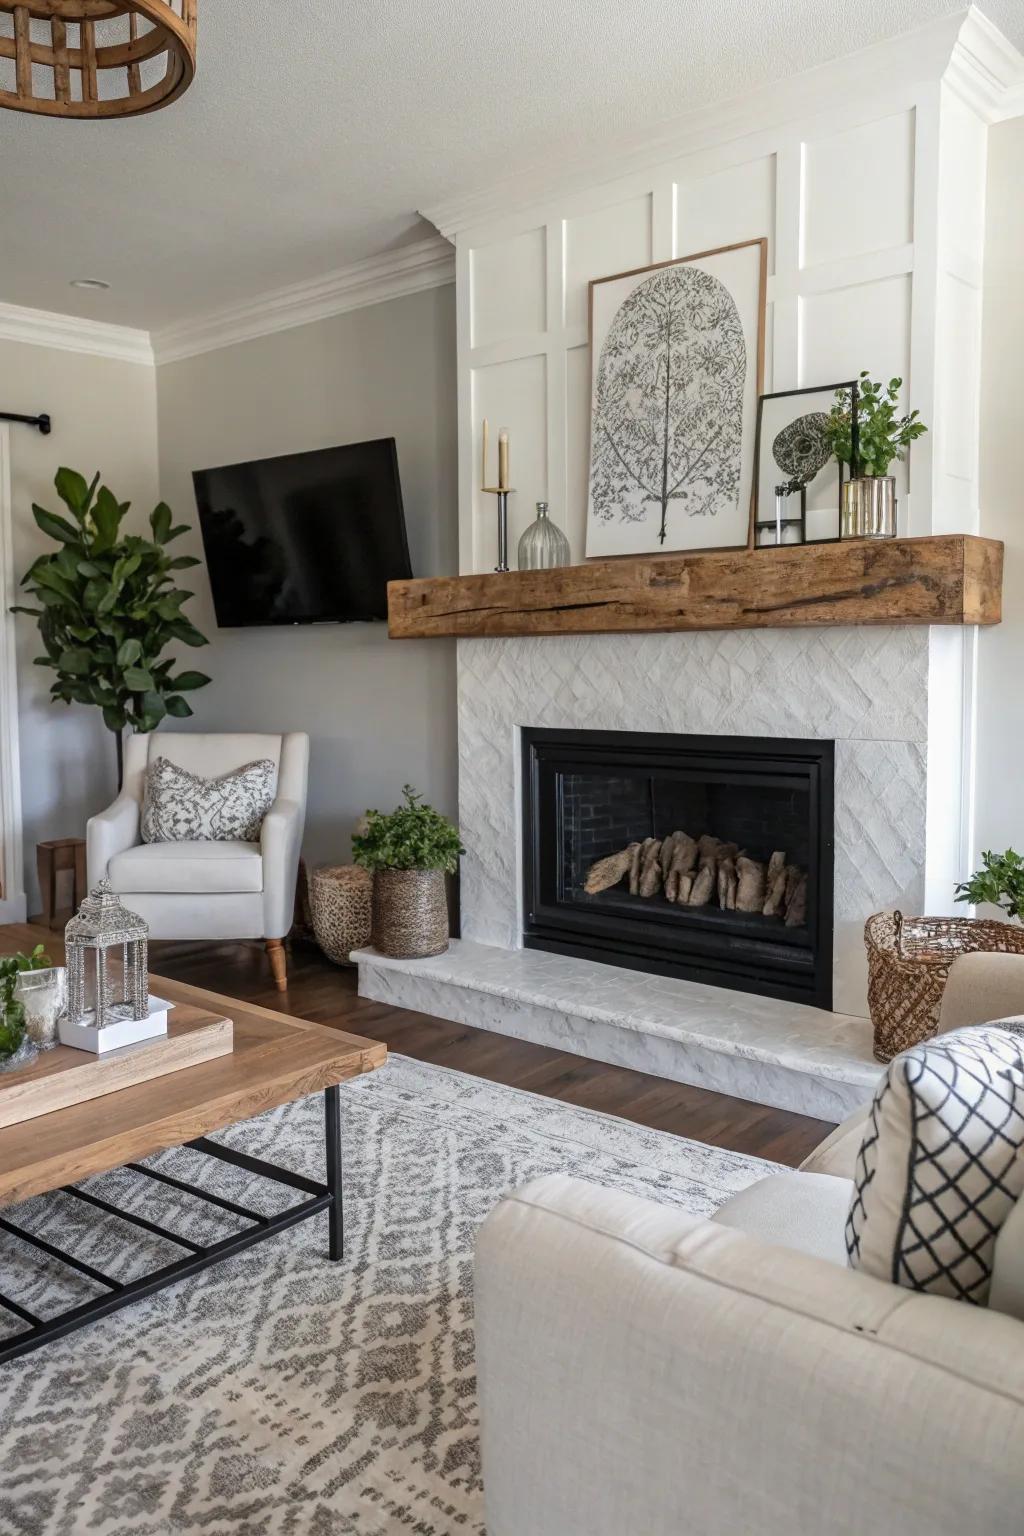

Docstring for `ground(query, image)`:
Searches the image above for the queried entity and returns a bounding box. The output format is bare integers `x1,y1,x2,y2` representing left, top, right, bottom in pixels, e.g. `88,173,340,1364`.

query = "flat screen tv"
192,437,412,627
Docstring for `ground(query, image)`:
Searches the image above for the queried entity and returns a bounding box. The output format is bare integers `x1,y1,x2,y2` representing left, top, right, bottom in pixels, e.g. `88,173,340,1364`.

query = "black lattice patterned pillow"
846,1025,1024,1306
141,756,277,844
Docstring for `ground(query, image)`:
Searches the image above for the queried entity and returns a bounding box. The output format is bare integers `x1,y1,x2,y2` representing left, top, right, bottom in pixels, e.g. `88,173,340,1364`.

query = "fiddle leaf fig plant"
352,785,464,874
825,371,927,477
11,468,211,780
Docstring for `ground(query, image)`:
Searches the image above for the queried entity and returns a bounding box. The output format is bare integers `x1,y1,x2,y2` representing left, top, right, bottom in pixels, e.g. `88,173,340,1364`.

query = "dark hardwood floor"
3,921,834,1166
146,931,833,1166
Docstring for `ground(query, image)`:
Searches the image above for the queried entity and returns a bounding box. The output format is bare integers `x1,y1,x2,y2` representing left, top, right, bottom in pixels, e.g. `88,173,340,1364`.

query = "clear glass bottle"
517,502,570,570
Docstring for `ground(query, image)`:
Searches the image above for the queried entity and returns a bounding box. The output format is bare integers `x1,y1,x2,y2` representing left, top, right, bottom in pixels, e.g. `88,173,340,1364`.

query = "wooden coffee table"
0,972,386,1364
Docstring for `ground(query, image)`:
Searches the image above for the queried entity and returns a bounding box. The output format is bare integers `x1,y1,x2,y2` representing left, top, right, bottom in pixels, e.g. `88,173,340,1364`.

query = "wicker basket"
372,868,449,959
310,865,373,966
865,911,1024,1062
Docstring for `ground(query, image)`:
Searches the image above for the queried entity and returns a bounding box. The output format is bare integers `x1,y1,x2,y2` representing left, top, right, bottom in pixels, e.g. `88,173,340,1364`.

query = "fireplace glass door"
522,729,834,1007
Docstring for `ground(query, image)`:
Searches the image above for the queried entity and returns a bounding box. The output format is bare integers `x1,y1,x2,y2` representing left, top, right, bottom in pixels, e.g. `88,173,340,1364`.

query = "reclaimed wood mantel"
388,535,1003,639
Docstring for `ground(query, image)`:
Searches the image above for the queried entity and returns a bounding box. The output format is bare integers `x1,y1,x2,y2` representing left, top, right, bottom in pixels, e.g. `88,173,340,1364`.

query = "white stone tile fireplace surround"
358,622,972,1119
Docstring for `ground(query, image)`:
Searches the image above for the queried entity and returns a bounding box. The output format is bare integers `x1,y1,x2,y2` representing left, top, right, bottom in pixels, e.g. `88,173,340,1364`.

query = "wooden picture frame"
585,238,768,560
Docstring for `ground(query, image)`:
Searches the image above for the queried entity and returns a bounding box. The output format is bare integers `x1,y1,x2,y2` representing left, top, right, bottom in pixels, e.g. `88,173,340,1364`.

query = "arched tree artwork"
588,261,750,552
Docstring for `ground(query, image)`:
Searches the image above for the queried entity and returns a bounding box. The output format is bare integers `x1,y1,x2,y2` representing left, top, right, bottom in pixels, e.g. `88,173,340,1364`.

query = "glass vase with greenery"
825,371,928,477
955,849,1024,921
0,944,53,1067
12,468,211,784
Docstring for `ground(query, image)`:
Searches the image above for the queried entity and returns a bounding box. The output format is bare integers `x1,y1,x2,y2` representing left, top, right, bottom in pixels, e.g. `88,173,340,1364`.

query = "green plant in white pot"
825,372,927,539
353,786,464,959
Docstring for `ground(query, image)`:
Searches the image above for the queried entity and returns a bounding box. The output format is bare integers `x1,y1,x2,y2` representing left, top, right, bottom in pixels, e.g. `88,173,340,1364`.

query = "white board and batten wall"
426,8,1024,928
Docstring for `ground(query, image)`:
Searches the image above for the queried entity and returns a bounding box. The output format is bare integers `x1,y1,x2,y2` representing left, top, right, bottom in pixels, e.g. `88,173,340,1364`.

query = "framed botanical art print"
585,238,767,559
753,382,858,545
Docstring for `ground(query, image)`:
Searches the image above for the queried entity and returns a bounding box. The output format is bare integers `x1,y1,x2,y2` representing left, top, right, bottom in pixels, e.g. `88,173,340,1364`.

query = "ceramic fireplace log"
583,845,639,895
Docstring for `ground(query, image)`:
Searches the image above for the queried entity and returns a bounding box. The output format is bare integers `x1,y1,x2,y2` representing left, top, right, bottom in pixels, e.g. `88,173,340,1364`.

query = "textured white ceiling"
1,0,1020,330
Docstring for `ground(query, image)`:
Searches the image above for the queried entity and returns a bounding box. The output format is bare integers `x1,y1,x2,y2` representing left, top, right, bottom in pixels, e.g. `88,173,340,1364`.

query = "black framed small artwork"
753,382,858,545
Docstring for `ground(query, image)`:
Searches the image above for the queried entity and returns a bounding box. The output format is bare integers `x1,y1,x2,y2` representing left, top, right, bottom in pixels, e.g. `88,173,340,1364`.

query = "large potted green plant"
825,372,927,538
12,468,211,783
353,785,464,958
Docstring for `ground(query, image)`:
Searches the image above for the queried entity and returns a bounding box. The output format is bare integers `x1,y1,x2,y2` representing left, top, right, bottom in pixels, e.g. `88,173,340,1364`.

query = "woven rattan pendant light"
0,2,196,118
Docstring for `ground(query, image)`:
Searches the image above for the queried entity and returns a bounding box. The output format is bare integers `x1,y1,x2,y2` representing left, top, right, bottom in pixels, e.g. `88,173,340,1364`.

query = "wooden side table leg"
265,938,288,991
37,845,55,929
73,840,87,908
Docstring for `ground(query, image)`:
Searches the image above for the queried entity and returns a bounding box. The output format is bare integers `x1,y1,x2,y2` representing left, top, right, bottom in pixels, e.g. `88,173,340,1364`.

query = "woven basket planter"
865,910,1024,1062
310,865,373,967
372,868,449,959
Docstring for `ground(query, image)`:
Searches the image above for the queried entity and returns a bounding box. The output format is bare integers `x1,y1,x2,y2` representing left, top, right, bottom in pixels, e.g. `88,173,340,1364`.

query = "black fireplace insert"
522,728,835,1008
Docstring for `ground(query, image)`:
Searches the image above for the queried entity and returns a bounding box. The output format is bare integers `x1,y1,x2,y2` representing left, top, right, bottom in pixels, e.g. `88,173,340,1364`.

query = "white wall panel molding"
453,9,1015,581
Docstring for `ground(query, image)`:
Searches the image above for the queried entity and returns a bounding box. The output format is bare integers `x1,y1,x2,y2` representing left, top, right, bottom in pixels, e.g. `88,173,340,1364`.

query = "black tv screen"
192,437,412,627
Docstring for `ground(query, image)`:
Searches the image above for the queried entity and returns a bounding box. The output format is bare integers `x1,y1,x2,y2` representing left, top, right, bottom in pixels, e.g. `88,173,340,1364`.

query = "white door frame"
0,424,27,922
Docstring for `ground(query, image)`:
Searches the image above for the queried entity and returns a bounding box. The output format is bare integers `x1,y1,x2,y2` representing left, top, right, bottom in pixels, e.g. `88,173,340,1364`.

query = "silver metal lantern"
64,880,149,1031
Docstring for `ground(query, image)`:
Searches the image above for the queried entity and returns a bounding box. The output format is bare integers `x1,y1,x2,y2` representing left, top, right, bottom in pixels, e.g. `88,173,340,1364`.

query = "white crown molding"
152,236,455,365
946,5,1024,121
422,9,1021,239
0,302,153,365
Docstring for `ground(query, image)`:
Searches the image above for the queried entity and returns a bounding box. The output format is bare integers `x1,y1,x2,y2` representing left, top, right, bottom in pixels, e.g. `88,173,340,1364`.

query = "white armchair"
87,731,309,990
475,951,1024,1536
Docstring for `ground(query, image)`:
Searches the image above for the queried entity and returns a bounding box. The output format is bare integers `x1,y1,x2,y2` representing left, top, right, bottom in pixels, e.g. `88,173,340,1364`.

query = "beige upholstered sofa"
87,731,308,989
475,952,1024,1536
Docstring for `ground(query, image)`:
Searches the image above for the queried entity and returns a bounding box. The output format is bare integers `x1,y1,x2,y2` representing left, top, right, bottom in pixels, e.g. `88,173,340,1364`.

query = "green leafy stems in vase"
824,372,928,539
955,849,1024,921
0,944,53,1068
825,371,927,477
11,467,212,785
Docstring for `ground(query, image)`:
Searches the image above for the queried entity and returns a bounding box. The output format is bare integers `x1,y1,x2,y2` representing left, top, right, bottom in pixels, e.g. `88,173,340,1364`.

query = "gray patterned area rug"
0,1055,775,1536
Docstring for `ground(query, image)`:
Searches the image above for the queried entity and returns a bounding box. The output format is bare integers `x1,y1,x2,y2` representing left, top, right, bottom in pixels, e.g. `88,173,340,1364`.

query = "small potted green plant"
955,849,1024,921
825,372,927,538
353,786,464,959
0,944,56,1072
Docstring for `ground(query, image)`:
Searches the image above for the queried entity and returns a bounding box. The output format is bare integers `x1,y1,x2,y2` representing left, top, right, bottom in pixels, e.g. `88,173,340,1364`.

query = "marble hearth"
358,623,973,1117
355,940,879,1119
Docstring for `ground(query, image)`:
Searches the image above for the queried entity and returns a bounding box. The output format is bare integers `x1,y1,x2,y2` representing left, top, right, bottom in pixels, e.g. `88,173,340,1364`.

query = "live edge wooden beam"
388,535,1003,639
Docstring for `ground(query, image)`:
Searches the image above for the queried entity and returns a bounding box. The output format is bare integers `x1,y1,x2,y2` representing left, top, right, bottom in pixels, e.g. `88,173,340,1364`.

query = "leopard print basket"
310,865,373,967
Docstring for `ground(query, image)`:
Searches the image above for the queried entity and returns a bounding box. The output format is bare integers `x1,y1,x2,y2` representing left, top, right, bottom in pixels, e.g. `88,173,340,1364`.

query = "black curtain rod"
0,411,51,435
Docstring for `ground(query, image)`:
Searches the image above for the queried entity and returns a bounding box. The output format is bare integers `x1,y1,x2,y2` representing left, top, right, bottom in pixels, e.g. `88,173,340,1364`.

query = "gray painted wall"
1,338,159,912
155,283,458,868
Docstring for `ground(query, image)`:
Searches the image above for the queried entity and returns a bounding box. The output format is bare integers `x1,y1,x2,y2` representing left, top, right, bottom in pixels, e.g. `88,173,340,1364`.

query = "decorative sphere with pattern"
772,412,831,486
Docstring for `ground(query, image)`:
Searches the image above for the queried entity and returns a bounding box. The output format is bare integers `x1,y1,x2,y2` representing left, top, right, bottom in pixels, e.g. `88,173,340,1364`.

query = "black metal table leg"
324,1084,343,1261
0,1087,351,1364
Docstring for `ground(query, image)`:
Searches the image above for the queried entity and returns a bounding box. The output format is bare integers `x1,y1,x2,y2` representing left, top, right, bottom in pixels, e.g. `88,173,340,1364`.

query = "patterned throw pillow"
141,756,277,844
846,1026,1024,1306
